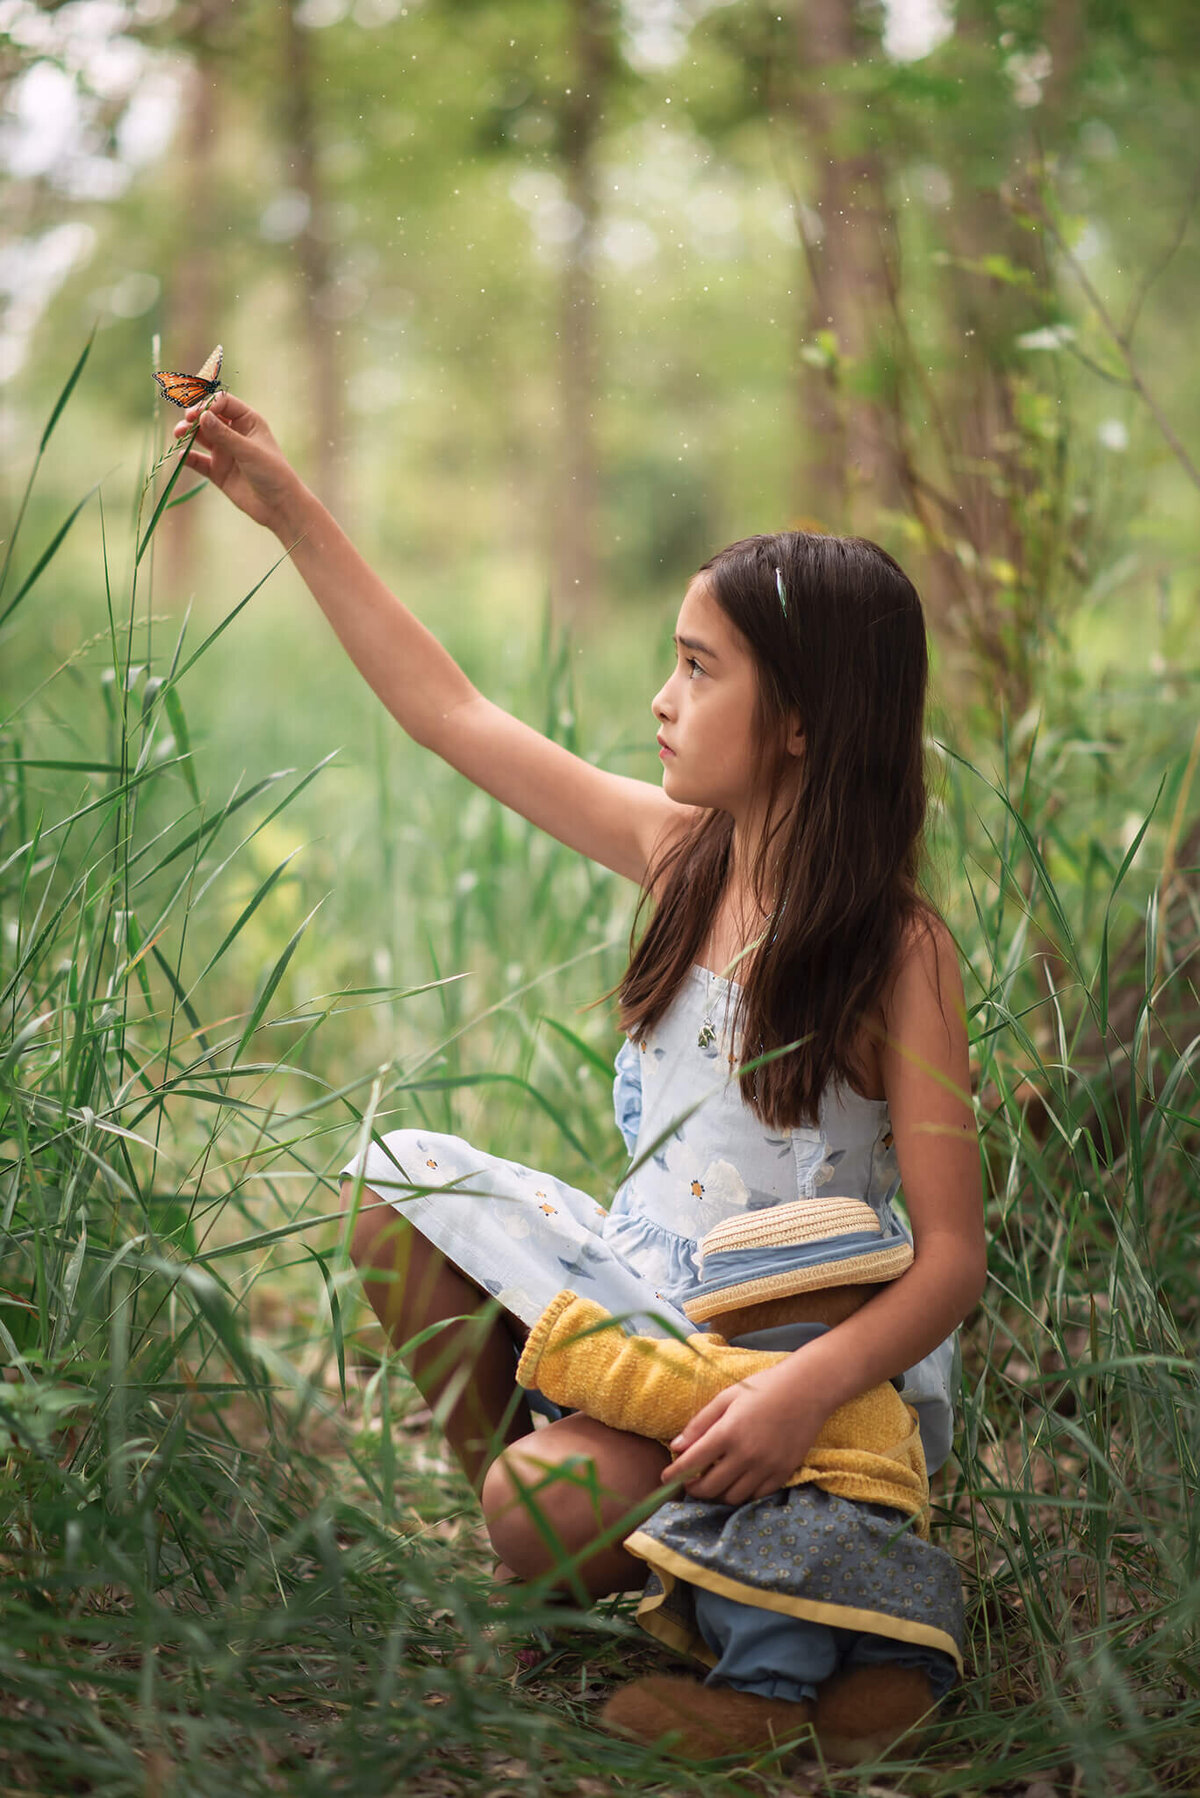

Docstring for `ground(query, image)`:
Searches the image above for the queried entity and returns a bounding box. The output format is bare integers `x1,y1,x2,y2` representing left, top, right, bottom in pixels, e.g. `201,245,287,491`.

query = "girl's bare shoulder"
879,908,970,1104
890,905,963,1003
867,909,969,1097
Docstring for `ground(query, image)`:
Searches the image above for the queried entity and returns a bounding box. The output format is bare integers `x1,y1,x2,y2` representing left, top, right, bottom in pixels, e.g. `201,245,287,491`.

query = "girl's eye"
686,658,704,680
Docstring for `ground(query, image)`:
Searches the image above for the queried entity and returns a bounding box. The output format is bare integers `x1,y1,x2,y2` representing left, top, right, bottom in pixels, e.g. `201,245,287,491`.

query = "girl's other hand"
173,391,303,537
662,1361,824,1506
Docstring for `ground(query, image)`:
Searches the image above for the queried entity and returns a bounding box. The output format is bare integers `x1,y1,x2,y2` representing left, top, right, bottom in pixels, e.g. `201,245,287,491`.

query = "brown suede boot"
812,1663,936,1765
600,1675,815,1760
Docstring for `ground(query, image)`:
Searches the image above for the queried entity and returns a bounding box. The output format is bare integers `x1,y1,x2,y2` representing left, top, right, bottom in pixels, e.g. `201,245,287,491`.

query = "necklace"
696,927,769,1057
696,967,740,1053
697,968,720,1050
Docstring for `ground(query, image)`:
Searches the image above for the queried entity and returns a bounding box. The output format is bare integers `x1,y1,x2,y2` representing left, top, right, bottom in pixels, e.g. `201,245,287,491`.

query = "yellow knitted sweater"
516,1290,930,1536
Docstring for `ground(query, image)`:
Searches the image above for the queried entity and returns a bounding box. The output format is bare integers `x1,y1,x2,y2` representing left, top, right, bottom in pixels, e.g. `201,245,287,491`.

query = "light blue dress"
340,965,958,1471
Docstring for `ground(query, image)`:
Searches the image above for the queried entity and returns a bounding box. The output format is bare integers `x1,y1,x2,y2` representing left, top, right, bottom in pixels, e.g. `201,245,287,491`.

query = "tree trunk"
282,0,344,519
891,0,1085,710
163,11,227,591
552,0,608,620
791,0,904,534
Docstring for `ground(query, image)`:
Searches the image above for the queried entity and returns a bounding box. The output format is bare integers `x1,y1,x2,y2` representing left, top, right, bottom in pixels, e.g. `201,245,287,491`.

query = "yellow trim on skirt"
624,1529,965,1677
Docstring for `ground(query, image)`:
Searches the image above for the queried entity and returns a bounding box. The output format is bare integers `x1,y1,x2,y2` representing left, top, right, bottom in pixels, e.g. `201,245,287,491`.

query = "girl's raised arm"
178,392,686,885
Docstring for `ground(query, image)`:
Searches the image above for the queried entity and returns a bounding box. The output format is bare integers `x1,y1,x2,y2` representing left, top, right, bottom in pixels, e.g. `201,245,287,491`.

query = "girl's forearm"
775,1244,985,1416
273,483,479,751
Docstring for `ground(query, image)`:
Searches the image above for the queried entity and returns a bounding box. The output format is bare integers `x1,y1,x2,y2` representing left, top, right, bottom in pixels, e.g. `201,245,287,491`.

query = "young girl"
178,393,986,1612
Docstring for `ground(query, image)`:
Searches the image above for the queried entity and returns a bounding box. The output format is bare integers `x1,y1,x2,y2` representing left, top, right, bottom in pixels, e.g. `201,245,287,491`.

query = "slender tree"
164,0,233,587
890,0,1085,709
790,0,904,533
282,0,346,519
551,0,612,617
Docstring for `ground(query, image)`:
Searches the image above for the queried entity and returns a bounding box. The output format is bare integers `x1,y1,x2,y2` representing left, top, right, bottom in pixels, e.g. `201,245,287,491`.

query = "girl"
178,393,986,1612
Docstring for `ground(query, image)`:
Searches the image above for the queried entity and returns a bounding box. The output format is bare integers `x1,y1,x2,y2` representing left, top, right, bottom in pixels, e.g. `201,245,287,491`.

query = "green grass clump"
2,348,1199,1795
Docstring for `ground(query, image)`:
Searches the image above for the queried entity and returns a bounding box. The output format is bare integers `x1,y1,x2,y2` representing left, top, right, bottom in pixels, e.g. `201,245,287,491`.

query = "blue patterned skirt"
625,1486,964,1695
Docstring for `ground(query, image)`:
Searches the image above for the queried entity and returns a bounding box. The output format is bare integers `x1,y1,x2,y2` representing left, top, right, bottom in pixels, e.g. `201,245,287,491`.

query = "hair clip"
775,566,788,618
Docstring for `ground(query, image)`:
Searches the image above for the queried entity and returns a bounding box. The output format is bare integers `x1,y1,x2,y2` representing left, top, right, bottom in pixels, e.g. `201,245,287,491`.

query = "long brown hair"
618,531,931,1127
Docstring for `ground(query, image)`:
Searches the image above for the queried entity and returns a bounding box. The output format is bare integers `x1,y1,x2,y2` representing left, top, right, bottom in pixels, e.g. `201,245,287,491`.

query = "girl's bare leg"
342,1182,532,1493
482,1412,672,1599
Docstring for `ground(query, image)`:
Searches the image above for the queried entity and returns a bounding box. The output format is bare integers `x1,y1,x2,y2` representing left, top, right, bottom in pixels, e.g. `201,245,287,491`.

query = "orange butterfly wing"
153,372,217,408
153,346,224,408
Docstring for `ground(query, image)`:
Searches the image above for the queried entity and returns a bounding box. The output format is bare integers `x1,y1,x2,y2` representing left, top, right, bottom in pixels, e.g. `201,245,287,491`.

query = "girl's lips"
657,736,674,758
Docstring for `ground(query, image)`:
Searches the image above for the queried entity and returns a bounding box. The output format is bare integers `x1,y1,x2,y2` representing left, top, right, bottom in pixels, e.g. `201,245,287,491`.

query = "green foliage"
0,359,644,1793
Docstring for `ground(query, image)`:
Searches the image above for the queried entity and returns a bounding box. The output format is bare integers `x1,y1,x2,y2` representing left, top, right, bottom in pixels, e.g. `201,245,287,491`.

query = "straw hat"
682,1195,914,1323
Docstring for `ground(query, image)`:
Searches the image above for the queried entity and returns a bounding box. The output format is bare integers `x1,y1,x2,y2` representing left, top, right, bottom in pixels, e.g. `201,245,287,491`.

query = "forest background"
1,1,1198,1794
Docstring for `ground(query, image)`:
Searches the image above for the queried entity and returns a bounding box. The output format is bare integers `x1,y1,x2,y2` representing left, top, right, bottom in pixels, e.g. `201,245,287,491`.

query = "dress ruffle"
612,1035,643,1157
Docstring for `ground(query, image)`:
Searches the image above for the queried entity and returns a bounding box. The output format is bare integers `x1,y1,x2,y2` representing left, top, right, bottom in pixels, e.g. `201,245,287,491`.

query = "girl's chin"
661,768,708,807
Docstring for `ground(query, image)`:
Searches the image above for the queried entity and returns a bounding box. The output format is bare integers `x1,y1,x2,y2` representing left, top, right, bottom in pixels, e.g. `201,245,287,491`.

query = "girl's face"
652,576,778,820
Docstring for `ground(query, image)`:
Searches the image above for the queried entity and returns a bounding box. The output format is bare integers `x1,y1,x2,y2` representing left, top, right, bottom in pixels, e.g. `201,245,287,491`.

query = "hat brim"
683,1241,913,1323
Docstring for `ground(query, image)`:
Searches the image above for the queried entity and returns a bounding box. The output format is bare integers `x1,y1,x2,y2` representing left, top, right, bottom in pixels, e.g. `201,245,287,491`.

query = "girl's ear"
785,714,805,759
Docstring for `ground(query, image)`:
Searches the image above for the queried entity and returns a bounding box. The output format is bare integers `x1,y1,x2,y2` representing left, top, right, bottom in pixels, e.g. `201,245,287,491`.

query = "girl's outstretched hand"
173,391,303,536
662,1359,826,1506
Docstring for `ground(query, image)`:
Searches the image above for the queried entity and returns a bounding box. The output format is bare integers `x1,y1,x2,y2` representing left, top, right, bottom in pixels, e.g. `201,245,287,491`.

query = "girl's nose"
652,666,680,721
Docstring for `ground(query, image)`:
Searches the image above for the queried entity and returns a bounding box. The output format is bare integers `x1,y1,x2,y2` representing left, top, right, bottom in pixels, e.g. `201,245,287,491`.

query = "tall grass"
2,350,1198,1794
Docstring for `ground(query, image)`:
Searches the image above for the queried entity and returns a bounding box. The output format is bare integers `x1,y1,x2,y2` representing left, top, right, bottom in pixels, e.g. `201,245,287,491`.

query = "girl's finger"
667,1435,726,1483
717,1475,759,1506
670,1392,731,1452
682,1460,736,1500
663,1443,703,1480
196,409,235,445
183,392,247,432
208,389,255,427
182,450,214,478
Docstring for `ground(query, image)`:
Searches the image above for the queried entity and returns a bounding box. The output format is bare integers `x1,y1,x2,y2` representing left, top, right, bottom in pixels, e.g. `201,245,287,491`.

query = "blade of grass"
0,330,94,605
0,485,101,630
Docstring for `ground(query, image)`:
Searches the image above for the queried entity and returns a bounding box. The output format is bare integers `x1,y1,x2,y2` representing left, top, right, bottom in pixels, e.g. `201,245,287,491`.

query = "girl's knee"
481,1446,543,1569
481,1442,585,1577
480,1423,668,1580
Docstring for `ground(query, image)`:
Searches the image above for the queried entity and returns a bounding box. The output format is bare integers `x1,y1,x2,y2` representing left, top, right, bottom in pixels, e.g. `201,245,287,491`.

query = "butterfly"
153,343,224,409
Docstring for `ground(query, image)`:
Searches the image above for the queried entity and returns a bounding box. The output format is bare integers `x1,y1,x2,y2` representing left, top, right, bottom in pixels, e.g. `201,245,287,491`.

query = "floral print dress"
340,965,957,1471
